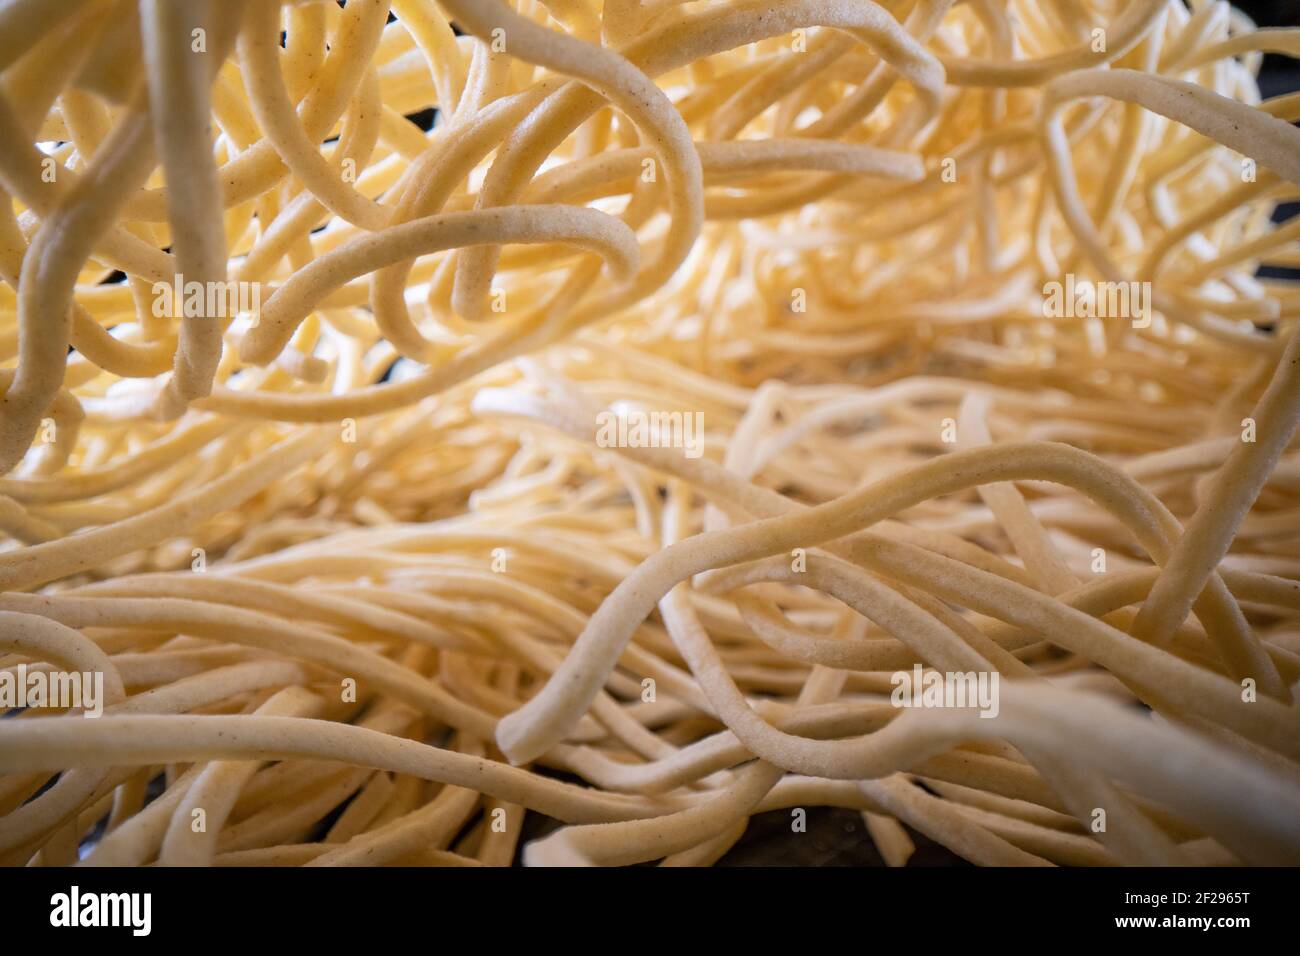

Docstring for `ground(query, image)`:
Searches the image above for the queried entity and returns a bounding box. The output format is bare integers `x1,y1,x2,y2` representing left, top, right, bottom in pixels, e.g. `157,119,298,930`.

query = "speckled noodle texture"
0,0,1299,868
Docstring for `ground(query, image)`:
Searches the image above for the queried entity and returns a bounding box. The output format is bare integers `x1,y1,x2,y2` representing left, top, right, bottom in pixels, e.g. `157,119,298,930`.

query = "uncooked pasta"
0,0,1299,870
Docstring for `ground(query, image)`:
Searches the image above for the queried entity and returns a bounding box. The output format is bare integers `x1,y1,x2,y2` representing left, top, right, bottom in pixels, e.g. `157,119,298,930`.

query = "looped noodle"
0,0,1298,870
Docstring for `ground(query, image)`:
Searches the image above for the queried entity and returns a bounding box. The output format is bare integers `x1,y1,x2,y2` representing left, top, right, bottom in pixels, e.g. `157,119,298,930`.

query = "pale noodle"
0,0,1298,869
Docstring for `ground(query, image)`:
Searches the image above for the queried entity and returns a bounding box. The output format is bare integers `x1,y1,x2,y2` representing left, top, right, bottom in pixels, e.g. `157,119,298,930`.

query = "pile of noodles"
1,0,1300,867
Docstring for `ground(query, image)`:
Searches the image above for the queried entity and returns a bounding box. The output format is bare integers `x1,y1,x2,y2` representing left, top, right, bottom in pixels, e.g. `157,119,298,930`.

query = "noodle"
0,0,1299,869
